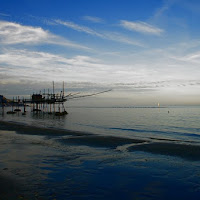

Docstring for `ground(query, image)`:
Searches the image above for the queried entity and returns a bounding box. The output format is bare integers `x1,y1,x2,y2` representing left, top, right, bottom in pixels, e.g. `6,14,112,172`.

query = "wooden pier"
1,82,111,116
1,82,68,116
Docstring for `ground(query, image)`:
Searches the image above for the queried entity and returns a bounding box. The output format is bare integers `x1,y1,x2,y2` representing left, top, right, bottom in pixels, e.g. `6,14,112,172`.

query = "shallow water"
0,129,200,200
1,105,200,144
1,106,200,199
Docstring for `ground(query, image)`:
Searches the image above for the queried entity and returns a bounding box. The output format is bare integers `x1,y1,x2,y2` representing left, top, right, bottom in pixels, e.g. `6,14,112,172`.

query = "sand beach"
1,119,200,199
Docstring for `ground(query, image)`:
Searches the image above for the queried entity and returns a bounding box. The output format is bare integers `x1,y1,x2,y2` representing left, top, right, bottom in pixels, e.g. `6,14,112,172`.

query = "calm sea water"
1,105,200,144
1,105,200,199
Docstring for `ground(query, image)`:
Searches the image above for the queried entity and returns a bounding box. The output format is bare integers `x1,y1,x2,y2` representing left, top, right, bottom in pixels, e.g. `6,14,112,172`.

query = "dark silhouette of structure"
1,82,111,116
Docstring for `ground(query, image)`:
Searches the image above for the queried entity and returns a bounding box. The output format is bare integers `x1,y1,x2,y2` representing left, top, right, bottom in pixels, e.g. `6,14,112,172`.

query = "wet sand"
1,120,200,161
1,120,200,199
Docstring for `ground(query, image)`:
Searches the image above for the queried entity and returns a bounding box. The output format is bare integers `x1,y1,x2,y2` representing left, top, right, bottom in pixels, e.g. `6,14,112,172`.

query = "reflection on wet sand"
1,121,200,199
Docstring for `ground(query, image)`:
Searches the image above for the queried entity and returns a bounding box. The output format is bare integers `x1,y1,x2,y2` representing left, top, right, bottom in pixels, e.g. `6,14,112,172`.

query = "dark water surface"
0,106,200,199
1,106,200,142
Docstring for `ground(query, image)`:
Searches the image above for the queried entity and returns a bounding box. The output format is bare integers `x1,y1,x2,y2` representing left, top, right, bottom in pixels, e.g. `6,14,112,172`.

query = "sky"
0,0,200,105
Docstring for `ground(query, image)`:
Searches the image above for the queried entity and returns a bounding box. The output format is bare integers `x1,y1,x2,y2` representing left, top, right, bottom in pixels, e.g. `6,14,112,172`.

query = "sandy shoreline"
0,171,33,200
1,120,200,199
1,120,200,161
0,120,92,137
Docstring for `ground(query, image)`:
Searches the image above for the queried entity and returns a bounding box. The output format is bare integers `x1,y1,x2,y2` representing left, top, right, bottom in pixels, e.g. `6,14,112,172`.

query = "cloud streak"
153,0,177,19
1,46,199,87
120,20,164,35
0,12,10,17
82,16,104,23
0,48,111,83
0,20,49,44
55,19,103,37
1,46,200,100
175,51,200,63
54,19,144,47
0,48,157,85
0,20,90,50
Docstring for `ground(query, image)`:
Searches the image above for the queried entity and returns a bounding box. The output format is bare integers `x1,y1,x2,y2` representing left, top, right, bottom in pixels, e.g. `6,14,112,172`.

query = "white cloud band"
120,20,164,35
0,20,90,50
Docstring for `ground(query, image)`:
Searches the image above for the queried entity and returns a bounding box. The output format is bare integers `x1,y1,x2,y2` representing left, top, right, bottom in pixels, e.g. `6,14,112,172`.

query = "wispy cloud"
0,12,10,17
0,48,110,83
0,49,100,70
102,31,145,47
153,0,176,19
0,47,186,87
151,0,185,29
0,48,154,85
1,46,200,99
55,19,104,37
54,19,144,47
0,20,49,44
120,20,164,35
82,16,104,23
0,20,90,50
113,80,200,89
172,51,200,64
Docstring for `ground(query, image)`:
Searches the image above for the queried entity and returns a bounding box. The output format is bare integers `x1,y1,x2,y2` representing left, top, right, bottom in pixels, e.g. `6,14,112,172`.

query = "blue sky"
1,0,200,105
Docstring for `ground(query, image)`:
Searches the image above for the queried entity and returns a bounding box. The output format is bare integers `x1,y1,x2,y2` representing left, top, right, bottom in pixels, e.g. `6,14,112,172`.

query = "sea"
1,105,200,144
1,105,200,199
